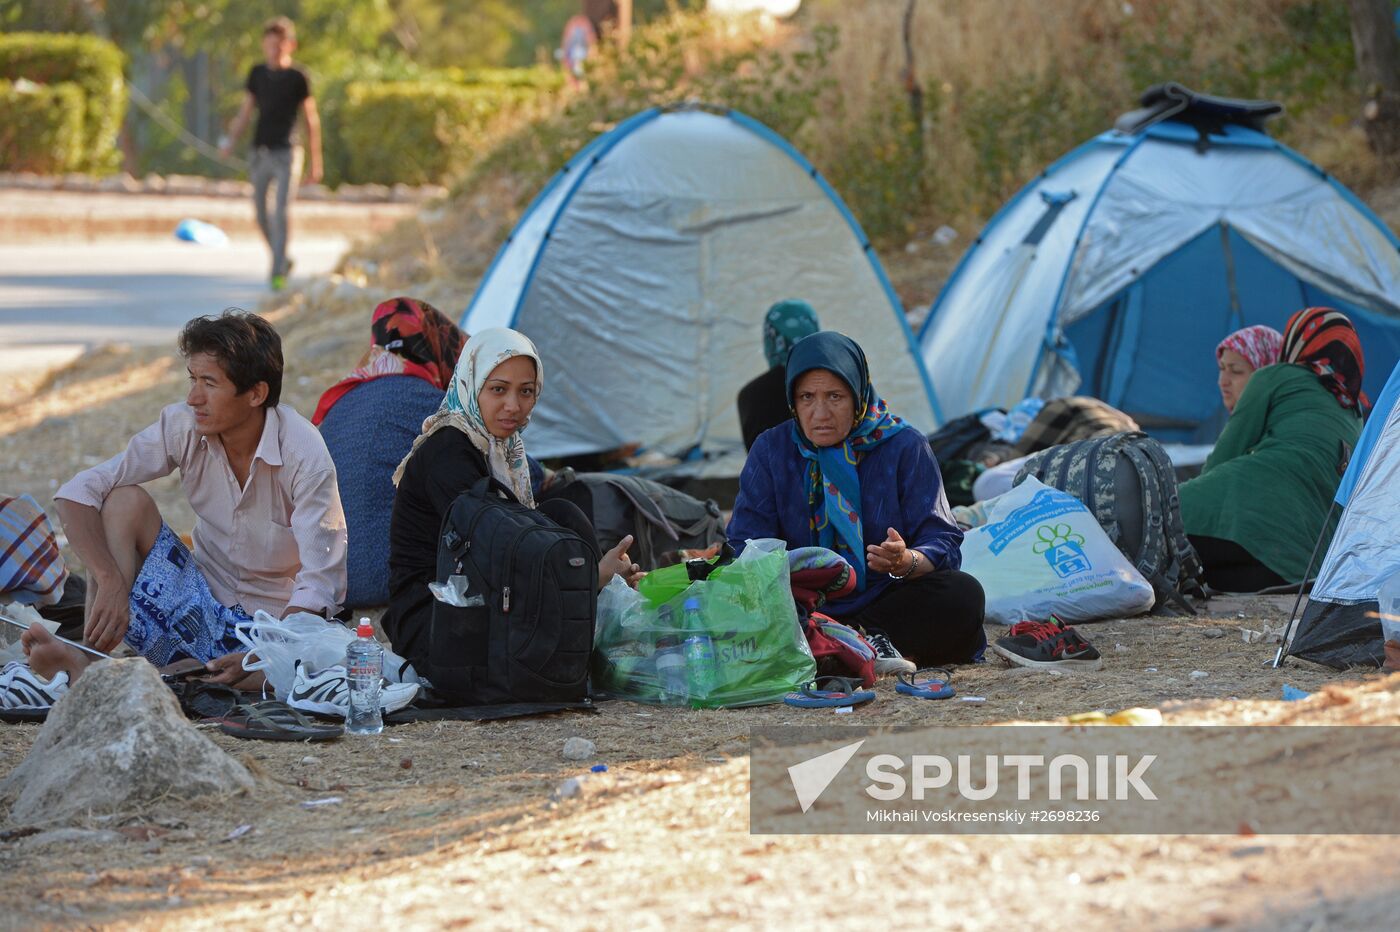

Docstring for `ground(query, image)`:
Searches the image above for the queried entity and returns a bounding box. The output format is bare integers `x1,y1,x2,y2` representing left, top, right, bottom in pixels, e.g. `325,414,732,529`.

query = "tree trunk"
902,0,924,160
615,0,632,47
1347,0,1400,166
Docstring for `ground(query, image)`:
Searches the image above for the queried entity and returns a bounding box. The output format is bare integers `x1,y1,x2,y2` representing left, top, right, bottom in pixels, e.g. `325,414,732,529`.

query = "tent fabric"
920,119,1400,441
461,106,939,460
1288,359,1400,668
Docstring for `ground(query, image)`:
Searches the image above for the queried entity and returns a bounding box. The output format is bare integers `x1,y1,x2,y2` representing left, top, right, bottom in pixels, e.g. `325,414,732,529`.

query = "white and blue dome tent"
919,84,1400,442
461,104,941,461
1282,357,1400,669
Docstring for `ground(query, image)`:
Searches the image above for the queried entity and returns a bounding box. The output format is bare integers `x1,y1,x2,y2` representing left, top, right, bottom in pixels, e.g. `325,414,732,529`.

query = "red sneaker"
990,616,1103,670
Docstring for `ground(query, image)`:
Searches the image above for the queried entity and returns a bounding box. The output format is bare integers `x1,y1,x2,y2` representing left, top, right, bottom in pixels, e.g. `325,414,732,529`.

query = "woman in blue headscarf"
727,331,986,669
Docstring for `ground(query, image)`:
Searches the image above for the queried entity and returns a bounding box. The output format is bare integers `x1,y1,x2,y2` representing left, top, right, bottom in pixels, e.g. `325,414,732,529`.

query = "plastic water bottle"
654,636,688,705
681,597,717,704
345,618,384,735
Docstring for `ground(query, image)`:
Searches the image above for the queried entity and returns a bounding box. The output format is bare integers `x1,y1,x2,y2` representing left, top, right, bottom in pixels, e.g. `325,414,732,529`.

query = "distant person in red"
559,12,597,89
219,16,323,292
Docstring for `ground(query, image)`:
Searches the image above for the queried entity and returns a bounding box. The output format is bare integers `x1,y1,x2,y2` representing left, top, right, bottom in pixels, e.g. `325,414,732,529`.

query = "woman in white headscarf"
384,328,639,674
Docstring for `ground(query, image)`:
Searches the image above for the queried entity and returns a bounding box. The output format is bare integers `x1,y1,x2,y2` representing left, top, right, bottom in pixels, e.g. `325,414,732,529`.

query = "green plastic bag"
593,539,815,709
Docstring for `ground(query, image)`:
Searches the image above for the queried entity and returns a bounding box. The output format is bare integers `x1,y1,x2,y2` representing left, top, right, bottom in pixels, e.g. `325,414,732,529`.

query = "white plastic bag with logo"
959,477,1155,624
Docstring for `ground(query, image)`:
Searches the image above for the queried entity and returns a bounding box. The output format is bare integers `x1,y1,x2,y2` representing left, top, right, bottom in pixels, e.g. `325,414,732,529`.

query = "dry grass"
800,0,1372,226
2,608,1395,928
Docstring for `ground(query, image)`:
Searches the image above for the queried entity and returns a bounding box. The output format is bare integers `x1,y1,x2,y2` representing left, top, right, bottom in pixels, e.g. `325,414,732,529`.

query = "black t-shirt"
737,365,793,451
384,429,489,668
246,63,311,149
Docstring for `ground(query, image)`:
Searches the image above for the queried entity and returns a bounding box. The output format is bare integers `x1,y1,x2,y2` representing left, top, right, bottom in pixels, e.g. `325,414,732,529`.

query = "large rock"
0,659,254,825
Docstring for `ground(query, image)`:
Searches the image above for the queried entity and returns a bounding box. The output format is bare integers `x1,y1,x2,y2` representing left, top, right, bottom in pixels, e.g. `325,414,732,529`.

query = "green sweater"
1179,364,1362,582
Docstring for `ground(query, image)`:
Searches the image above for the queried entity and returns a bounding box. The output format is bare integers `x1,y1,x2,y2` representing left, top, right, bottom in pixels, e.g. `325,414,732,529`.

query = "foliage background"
0,1,1394,244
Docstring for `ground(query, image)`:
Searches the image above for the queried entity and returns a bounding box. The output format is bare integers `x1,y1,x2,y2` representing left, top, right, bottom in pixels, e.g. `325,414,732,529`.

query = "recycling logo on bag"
1031,524,1091,578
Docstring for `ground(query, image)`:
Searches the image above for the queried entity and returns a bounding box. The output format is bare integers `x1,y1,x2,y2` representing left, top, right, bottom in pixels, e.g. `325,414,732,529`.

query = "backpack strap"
471,475,521,504
1115,436,1167,575
1119,433,1200,614
1084,433,1123,542
1134,436,1207,601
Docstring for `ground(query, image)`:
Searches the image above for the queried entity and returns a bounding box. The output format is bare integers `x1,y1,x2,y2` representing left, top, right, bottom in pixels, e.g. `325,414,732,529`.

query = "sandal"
895,666,955,700
171,679,245,721
218,700,343,742
783,676,876,709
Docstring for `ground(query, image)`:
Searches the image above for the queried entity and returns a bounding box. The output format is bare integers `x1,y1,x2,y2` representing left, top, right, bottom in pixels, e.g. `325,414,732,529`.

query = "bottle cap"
357,617,374,638
683,597,700,610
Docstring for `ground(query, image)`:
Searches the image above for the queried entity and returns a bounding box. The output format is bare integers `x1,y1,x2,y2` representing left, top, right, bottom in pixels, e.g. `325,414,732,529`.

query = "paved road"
0,236,349,375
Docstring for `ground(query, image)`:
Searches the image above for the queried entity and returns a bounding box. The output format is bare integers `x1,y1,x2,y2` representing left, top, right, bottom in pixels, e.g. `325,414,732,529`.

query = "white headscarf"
393,327,542,506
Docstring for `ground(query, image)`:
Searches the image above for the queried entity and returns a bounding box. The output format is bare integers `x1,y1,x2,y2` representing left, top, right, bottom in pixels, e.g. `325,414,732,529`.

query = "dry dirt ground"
2,595,1397,929
3,184,1400,928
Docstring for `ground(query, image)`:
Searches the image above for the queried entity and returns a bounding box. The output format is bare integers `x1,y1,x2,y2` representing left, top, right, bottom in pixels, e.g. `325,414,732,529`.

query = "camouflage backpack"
1014,431,1205,613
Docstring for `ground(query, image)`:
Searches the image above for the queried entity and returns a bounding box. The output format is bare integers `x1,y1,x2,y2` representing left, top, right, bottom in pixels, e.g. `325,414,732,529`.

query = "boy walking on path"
220,16,323,291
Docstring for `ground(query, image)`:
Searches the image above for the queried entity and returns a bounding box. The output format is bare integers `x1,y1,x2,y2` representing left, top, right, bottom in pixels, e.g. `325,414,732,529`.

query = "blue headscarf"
785,332,906,591
763,300,819,369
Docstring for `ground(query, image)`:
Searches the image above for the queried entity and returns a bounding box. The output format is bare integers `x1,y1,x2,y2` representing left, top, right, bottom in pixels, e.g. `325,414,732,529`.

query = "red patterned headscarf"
312,297,467,425
1216,325,1282,372
1281,307,1369,412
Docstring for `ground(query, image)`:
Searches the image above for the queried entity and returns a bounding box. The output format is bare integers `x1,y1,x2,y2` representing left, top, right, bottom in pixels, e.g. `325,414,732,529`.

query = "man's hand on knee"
85,572,132,653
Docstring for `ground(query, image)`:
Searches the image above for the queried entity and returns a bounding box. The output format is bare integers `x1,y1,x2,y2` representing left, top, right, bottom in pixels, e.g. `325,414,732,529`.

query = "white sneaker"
865,632,917,677
0,661,70,710
285,660,419,718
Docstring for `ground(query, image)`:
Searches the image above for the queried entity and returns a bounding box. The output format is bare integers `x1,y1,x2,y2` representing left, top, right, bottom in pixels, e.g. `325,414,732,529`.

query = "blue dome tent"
919,85,1400,441
1283,357,1400,669
461,104,941,460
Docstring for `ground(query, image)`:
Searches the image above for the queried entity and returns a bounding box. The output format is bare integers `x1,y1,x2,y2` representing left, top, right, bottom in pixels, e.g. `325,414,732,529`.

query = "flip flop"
170,679,246,721
783,676,876,709
895,666,955,700
218,701,343,742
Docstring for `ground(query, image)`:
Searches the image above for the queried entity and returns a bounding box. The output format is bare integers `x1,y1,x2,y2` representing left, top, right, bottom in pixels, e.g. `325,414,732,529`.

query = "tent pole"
1273,498,1340,668
1276,441,1353,667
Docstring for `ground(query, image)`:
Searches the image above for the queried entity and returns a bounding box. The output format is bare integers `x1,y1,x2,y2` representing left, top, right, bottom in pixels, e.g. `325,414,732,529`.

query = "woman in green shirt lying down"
1180,309,1367,592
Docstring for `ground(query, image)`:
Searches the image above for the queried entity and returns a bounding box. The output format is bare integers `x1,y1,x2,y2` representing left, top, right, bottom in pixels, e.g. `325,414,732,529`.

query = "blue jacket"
320,377,443,607
726,421,963,616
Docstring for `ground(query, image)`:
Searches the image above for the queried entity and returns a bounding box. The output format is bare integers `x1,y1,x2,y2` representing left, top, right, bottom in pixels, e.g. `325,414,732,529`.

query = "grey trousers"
249,145,302,278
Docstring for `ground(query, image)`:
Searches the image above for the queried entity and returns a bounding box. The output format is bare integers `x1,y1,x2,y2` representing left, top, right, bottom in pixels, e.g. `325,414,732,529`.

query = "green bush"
451,65,566,91
340,80,539,185
0,32,126,174
0,79,84,172
316,63,558,187
313,55,431,188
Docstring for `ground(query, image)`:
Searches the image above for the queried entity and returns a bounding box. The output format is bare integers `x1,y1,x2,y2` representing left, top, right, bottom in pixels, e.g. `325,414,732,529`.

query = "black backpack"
1014,431,1206,613
540,469,727,570
429,477,598,705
